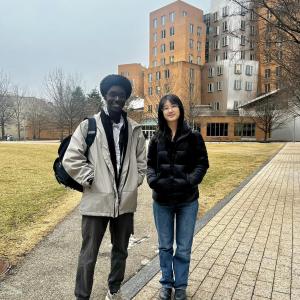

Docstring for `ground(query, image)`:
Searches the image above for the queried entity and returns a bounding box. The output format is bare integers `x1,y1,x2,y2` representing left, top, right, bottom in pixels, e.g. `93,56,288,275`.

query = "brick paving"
133,143,300,300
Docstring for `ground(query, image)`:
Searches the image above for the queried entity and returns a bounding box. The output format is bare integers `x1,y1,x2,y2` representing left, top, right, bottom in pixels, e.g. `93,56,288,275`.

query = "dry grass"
0,142,283,265
0,143,80,265
200,143,284,216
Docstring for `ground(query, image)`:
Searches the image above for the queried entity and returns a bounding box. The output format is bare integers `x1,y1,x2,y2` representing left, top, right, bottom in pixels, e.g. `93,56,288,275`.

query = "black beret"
100,74,132,99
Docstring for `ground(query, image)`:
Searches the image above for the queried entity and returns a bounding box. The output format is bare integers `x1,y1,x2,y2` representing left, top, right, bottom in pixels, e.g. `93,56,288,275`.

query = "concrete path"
0,182,158,300
131,143,300,300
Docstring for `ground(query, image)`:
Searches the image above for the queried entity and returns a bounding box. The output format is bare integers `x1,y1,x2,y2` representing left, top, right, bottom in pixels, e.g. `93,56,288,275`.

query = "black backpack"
53,117,97,192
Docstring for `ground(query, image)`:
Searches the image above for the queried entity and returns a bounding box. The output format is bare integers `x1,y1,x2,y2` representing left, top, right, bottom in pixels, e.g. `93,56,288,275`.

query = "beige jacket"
62,112,146,217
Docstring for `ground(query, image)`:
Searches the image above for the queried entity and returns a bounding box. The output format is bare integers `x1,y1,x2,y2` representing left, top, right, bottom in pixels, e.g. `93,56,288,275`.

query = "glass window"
153,18,157,28
161,15,166,26
207,123,229,136
170,41,175,50
234,123,256,137
170,26,175,36
169,12,175,22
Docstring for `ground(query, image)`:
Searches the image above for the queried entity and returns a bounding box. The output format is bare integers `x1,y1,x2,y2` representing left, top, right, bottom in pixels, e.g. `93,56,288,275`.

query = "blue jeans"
153,199,198,289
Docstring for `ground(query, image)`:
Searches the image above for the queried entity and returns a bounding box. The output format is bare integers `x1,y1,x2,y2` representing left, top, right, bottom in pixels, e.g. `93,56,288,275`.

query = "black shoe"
159,287,172,300
175,289,187,300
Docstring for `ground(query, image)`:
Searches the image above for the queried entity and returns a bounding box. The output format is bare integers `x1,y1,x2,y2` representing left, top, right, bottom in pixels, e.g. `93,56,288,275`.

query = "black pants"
74,213,133,300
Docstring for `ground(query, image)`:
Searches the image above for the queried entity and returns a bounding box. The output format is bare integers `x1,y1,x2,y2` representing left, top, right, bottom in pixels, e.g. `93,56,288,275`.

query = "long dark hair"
157,94,185,139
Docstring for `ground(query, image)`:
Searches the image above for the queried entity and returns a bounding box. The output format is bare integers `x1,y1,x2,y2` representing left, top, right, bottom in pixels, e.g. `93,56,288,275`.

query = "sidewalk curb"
121,143,286,299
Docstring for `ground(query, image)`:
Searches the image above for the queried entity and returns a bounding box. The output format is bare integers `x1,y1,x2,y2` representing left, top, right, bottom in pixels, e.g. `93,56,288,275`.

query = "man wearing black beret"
63,74,147,300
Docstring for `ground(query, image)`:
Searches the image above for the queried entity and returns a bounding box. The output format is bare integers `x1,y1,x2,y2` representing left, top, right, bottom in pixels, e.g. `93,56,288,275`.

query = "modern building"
118,0,296,141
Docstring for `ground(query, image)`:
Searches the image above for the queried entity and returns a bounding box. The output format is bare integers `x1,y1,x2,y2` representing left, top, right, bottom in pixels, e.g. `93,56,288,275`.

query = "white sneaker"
105,290,123,300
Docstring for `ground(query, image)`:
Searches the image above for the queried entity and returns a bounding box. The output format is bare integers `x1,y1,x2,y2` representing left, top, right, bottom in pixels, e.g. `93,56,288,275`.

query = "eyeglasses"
162,104,179,112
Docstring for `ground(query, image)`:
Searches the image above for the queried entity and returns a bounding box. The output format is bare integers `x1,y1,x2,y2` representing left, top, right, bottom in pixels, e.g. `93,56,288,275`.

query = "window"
276,66,282,77
190,24,194,33
250,40,255,49
170,11,175,22
217,65,223,75
189,54,193,63
207,123,229,136
245,65,253,76
234,80,242,90
222,6,229,17
234,64,242,74
161,57,166,65
240,35,246,46
222,21,228,32
189,83,194,94
245,81,253,91
153,18,157,28
169,55,174,63
250,25,255,35
217,81,223,91
156,86,161,95
182,11,187,17
223,51,228,60
240,50,245,59
250,53,256,60
267,9,272,19
170,26,175,36
208,67,214,77
197,26,202,36
197,41,201,51
265,83,271,93
190,68,195,79
148,73,152,83
214,102,220,111
240,6,247,16
156,71,161,80
148,87,152,95
153,60,157,67
148,105,153,113
241,20,246,31
153,32,157,42
153,47,157,57
277,51,283,60
265,69,271,78
189,39,194,49
161,15,166,26
214,26,220,36
208,83,214,92
214,40,220,49
170,41,175,50
161,44,166,53
250,10,255,20
222,36,228,47
164,69,170,78
161,30,166,38
197,56,201,65
213,12,218,22
215,55,220,61
234,101,239,110
234,123,256,137
265,53,271,63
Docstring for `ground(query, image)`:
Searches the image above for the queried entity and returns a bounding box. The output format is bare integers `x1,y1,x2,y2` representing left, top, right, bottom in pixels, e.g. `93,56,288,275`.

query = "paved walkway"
131,143,300,300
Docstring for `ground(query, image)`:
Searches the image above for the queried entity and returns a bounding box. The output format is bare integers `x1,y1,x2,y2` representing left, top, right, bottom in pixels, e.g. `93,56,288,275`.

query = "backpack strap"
85,117,97,155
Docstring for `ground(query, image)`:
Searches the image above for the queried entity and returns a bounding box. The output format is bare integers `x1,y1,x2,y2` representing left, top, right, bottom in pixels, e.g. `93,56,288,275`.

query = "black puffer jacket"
147,124,209,204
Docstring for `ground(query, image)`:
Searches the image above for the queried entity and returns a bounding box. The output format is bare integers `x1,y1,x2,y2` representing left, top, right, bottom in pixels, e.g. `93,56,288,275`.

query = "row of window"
210,50,256,62
208,64,253,78
265,67,282,78
207,123,256,137
153,11,197,28
148,69,170,83
207,80,253,92
212,23,256,36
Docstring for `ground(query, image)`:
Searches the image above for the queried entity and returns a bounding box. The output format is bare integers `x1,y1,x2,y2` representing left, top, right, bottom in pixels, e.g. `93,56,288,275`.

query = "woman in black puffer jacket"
147,94,209,300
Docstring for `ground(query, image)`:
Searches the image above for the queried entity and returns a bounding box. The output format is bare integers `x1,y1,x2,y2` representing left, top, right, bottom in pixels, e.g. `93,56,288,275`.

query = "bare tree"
240,92,291,141
232,0,300,110
11,86,26,140
25,97,51,140
0,71,13,139
45,69,85,138
86,88,104,115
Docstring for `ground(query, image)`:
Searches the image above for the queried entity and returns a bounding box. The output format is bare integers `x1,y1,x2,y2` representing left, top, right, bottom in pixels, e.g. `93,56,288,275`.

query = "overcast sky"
1,0,211,98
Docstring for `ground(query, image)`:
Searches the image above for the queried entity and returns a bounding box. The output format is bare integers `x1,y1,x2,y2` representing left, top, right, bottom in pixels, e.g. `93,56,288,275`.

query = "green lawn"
0,142,283,264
